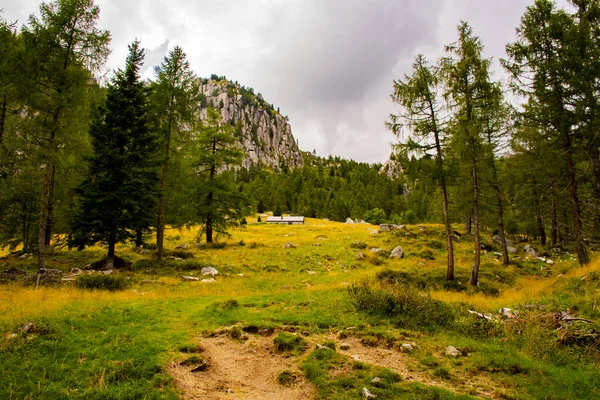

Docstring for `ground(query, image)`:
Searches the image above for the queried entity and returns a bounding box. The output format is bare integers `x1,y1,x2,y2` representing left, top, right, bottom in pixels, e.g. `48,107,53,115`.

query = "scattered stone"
85,256,131,271
356,252,366,260
499,308,518,318
316,344,329,350
182,276,200,281
101,270,113,275
358,219,367,224
389,246,404,259
237,273,244,277
352,355,362,362
346,218,355,224
301,330,311,336
18,253,30,260
445,346,462,357
283,242,297,249
370,248,383,254
306,270,317,275
312,243,322,247
379,224,395,232
20,322,33,333
371,377,382,384
175,244,189,249
400,343,417,352
6,333,18,339
201,267,219,276
201,278,217,283
340,343,351,350
69,268,83,276
369,230,378,235
524,245,539,257
362,387,377,398
546,259,555,265
189,359,209,372
139,249,151,255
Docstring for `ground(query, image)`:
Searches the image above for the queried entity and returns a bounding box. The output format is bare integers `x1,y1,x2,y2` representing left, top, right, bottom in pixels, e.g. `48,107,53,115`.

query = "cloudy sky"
2,0,572,163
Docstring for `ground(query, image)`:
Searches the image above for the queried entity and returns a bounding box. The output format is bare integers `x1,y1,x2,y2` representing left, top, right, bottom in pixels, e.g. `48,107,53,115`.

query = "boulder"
201,278,217,283
175,244,189,249
524,245,539,257
339,343,351,350
362,387,377,398
445,346,462,357
389,246,404,259
356,252,366,260
346,218,354,224
201,267,219,276
370,248,383,254
85,256,131,271
283,242,296,249
400,342,417,352
379,224,395,232
182,276,200,281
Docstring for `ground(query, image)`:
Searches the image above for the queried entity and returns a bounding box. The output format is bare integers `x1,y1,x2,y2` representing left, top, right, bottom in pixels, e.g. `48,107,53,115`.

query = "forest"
1,0,600,284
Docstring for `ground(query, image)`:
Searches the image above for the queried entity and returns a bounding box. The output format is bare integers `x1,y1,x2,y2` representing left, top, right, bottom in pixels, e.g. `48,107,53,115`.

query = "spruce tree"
72,41,159,267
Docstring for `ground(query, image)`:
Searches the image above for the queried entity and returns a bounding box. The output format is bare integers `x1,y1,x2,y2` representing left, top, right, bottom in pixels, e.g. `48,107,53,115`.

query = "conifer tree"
388,54,455,280
150,46,199,259
72,41,159,268
194,109,251,243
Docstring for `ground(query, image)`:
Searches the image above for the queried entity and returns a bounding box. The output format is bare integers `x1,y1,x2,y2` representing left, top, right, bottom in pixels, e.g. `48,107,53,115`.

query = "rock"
18,253,30,260
20,322,33,333
389,246,404,259
190,359,209,372
346,218,354,224
370,248,383,254
352,355,362,361
445,346,462,357
6,333,18,339
362,387,377,398
371,377,382,384
68,268,83,276
507,246,517,254
358,219,367,224
546,259,554,265
201,267,219,276
356,252,366,260
339,343,351,350
499,308,518,318
493,235,515,248
525,245,539,257
316,344,329,350
101,270,113,275
400,342,417,352
306,270,317,275
312,243,322,247
139,249,151,255
201,278,217,283
379,224,395,232
182,276,200,281
283,242,296,249
369,230,378,235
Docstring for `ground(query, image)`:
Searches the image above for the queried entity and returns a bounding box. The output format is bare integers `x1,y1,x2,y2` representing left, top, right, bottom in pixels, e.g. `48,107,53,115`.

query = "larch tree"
193,108,251,243
150,45,199,259
20,0,110,269
504,0,590,265
388,54,455,281
72,40,159,268
442,21,496,286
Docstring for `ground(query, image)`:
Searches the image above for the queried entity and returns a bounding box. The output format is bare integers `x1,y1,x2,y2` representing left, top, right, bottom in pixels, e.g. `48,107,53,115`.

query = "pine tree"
193,109,251,243
388,54,455,280
150,45,199,259
72,41,159,268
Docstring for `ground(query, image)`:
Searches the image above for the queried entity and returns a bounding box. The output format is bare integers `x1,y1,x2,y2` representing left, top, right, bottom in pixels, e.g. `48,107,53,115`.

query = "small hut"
266,216,305,225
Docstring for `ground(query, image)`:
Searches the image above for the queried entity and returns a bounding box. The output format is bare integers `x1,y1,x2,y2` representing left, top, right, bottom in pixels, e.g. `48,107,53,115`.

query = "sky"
1,0,572,163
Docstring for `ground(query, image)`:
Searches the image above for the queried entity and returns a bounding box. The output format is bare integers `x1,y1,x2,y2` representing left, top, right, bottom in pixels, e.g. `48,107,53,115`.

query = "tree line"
389,0,600,285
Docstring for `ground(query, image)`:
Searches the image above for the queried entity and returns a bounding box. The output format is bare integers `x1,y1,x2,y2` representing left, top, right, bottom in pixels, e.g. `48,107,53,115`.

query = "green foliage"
276,370,298,386
273,332,307,353
75,274,130,291
71,41,159,257
348,282,455,329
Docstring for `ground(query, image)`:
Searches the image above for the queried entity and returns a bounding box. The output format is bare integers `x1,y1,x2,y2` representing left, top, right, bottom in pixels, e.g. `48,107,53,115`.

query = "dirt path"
168,335,315,400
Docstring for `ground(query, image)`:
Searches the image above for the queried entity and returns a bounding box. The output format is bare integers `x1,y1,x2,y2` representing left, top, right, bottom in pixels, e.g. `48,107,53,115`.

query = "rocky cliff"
198,77,304,169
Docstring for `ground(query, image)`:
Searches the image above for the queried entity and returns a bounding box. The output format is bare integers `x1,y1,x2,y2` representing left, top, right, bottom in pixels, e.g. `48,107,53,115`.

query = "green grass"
1,220,599,399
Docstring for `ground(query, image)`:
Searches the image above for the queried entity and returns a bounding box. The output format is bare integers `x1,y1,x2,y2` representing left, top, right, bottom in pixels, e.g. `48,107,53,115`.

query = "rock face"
198,78,304,170
379,158,403,179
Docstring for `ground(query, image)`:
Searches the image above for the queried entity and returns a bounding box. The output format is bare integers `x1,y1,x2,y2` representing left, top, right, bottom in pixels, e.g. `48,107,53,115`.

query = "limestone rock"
389,246,404,259
201,267,219,276
175,244,189,249
346,218,355,224
370,248,383,254
362,387,377,398
356,252,366,260
283,242,296,249
201,278,217,283
339,343,351,350
524,245,539,257
445,346,462,357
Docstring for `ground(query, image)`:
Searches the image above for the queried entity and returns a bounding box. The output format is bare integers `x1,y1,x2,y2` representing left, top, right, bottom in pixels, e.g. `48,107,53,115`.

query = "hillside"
198,76,305,170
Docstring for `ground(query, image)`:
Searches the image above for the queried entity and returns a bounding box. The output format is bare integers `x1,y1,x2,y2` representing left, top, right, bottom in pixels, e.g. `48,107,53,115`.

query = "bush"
348,282,455,329
276,370,298,386
76,274,129,291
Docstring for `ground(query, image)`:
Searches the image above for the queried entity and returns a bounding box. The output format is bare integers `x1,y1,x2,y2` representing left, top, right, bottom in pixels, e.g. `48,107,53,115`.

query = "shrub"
276,370,298,386
350,241,367,249
348,282,455,329
75,274,129,291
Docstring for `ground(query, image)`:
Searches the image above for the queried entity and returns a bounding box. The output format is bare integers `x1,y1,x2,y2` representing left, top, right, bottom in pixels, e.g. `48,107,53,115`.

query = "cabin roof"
266,216,305,222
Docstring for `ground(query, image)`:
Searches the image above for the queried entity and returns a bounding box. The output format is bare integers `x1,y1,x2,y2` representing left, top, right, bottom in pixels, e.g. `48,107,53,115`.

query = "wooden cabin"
266,216,305,225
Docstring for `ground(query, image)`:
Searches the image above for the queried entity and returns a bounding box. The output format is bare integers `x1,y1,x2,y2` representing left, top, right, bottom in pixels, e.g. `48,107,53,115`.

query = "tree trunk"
44,164,56,246
37,164,52,269
157,114,172,260
590,146,600,240
0,95,6,144
564,132,590,265
465,212,472,235
531,179,546,247
551,192,558,246
135,229,144,247
469,164,481,286
206,138,217,243
106,231,116,270
442,182,455,280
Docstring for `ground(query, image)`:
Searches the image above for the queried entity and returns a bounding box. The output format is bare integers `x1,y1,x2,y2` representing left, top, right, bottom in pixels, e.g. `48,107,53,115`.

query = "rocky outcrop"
198,78,304,170
379,158,403,179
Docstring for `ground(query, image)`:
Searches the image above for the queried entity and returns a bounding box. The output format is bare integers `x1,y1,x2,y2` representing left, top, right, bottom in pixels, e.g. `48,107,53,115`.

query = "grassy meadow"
1,218,599,399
